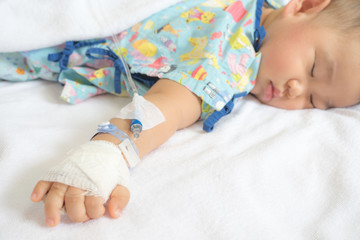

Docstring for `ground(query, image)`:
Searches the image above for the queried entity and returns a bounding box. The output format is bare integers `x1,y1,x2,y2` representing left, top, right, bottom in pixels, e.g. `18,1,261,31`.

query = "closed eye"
311,51,316,77
309,51,316,108
310,94,316,108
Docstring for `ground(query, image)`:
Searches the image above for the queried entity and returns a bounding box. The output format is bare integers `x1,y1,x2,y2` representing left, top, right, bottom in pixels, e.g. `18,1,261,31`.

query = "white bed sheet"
1,80,360,240
1,0,360,239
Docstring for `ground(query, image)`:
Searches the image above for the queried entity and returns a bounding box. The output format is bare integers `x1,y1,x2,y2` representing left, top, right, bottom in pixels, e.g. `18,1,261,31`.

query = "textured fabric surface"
1,0,359,239
0,0,181,52
1,80,360,240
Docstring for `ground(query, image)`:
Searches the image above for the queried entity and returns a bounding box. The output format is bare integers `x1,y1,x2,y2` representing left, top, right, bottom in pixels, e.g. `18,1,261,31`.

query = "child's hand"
31,181,130,227
29,140,132,227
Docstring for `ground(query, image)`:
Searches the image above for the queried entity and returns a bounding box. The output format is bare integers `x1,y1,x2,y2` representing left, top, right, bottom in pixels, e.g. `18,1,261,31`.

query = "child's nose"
286,79,304,99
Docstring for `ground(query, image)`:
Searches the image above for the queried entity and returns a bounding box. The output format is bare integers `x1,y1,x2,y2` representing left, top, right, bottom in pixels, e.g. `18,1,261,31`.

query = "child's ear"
282,0,331,17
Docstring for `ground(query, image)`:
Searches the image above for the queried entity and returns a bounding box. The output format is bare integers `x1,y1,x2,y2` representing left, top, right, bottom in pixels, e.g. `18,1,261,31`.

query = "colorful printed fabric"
266,0,289,9
0,0,287,120
119,0,264,119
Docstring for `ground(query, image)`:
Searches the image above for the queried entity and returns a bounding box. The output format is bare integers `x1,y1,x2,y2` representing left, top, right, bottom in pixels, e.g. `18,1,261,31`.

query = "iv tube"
95,0,138,95
110,34,143,139
96,0,142,139
110,34,138,95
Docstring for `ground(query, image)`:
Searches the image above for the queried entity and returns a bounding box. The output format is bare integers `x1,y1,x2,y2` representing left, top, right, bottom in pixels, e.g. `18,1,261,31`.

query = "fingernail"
31,193,37,200
46,218,54,226
114,209,121,217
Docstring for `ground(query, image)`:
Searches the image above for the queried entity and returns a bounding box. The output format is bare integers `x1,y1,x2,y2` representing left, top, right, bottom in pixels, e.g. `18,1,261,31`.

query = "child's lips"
263,81,281,102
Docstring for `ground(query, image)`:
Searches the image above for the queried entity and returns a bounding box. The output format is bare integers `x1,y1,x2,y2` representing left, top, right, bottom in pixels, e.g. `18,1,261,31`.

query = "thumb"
107,184,130,218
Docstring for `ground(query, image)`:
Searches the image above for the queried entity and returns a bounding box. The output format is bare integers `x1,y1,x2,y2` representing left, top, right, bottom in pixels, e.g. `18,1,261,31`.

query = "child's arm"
30,79,202,227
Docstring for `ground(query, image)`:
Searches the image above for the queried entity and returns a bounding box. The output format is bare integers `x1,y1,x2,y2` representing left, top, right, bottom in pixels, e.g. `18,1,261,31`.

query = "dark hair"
314,0,360,35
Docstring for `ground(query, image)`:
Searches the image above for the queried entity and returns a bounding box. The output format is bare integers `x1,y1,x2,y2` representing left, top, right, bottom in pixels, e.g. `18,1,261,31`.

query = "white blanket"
0,0,180,52
1,1,360,239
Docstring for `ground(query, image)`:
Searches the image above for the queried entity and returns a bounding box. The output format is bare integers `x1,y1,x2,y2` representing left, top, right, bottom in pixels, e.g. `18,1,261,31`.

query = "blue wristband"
96,122,139,155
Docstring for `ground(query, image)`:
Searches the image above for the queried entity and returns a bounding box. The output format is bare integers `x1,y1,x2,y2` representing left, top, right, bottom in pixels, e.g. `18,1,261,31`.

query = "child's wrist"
91,134,131,167
92,118,132,142
92,132,122,145
91,120,140,168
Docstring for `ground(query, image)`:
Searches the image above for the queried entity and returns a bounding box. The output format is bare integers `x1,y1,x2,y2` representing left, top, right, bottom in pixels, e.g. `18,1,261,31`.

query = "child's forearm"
92,79,202,159
31,79,202,227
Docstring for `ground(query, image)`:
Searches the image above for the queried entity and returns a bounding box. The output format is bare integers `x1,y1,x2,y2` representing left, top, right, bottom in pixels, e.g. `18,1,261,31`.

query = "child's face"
251,2,360,110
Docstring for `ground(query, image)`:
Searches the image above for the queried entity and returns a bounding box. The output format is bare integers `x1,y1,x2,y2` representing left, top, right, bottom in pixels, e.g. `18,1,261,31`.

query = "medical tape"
96,122,140,168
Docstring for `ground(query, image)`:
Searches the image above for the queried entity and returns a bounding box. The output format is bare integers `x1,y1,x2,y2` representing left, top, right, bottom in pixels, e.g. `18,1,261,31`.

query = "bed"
1,0,360,239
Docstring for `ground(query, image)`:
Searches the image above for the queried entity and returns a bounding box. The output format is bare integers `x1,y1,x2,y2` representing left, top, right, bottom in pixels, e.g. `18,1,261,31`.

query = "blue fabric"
131,73,158,88
2,0,280,132
203,0,265,132
203,91,248,132
120,0,262,116
85,46,159,94
203,98,235,132
254,0,266,51
48,40,106,70
86,47,127,94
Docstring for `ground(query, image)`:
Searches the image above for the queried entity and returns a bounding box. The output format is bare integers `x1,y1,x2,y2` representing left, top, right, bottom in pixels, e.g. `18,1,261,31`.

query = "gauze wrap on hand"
40,140,130,202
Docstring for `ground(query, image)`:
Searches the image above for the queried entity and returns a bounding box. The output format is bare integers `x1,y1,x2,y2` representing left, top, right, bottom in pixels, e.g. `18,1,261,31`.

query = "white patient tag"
119,138,141,168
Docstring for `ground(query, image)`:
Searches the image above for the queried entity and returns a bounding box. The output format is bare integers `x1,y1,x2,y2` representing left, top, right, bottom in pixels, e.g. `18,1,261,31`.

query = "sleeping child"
1,0,359,227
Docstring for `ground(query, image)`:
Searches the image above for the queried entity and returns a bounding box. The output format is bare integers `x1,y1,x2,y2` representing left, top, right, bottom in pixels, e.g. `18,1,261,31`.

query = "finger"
44,182,68,227
85,196,105,219
31,181,52,202
108,185,130,218
65,186,89,222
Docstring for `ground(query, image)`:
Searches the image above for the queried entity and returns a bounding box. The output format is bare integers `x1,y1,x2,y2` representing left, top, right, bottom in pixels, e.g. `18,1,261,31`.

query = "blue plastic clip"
130,119,143,139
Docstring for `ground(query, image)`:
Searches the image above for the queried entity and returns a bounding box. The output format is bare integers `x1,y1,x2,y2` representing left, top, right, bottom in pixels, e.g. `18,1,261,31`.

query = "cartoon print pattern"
120,0,262,116
0,0,287,119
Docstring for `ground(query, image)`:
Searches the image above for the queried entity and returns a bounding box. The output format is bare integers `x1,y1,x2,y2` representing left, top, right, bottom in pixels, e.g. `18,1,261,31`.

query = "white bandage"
116,93,165,130
41,140,130,202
